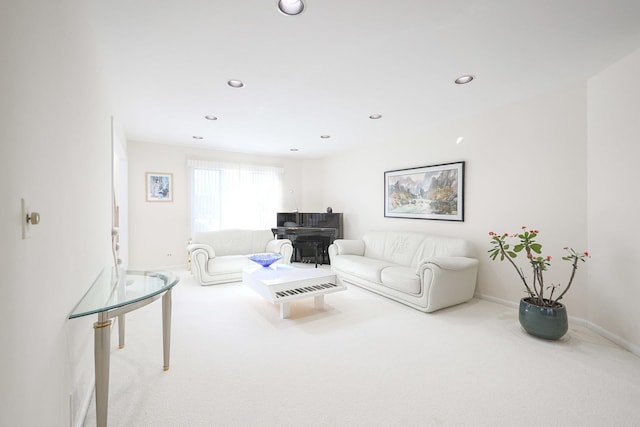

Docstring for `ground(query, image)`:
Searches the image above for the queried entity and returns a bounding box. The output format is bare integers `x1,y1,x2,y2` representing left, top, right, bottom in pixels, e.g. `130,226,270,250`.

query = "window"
188,159,283,235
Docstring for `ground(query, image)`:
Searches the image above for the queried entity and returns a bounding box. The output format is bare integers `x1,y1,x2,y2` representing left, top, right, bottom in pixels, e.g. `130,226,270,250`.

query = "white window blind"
188,159,283,235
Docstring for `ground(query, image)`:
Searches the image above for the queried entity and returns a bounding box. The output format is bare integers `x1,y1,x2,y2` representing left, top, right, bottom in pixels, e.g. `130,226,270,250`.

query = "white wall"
127,141,305,268
0,1,113,426
318,84,589,317
587,48,640,353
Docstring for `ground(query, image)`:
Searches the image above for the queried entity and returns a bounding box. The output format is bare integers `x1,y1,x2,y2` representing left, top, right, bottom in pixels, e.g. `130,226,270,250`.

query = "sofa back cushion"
193,229,273,256
363,231,425,266
362,231,474,267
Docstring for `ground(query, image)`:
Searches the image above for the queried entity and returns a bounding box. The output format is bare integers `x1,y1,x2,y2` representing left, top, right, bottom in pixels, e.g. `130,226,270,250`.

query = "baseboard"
474,293,639,358
585,320,640,357
474,293,519,310
73,379,94,427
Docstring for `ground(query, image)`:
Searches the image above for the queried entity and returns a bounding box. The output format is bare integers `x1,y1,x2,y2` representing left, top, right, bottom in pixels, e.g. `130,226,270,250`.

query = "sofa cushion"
380,266,421,295
413,237,474,261
194,230,273,256
206,255,252,275
382,233,427,266
330,254,394,283
362,231,475,268
362,231,429,267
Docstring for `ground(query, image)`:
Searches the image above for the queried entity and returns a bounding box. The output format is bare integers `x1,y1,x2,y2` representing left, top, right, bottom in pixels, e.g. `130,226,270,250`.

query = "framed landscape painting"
384,161,464,221
146,172,173,202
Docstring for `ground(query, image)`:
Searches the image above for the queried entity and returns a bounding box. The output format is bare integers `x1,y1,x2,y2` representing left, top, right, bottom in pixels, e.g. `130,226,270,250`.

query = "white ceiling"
89,0,640,158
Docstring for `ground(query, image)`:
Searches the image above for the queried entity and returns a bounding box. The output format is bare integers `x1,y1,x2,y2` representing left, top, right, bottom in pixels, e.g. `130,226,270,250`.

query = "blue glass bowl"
248,253,282,267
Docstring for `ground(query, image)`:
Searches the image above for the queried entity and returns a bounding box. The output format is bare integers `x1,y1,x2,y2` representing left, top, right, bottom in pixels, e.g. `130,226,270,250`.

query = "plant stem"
532,264,539,301
498,239,535,297
553,257,579,304
536,265,545,303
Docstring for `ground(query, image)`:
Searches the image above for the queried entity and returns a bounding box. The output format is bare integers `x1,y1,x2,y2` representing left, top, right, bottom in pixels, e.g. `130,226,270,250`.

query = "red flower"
521,226,527,229
547,256,552,261
584,251,589,257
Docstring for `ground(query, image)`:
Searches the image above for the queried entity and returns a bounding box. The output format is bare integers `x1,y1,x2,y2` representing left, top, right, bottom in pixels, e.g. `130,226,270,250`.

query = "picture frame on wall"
384,161,464,221
146,172,173,202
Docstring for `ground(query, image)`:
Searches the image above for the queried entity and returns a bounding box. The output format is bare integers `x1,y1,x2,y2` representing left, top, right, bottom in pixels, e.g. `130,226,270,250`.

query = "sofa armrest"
265,238,290,253
330,239,365,256
416,256,479,312
265,239,294,264
187,243,215,259
416,256,478,275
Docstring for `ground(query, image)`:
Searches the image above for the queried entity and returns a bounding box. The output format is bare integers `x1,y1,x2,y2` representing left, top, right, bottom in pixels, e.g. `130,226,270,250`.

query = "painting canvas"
384,161,464,221
146,172,173,202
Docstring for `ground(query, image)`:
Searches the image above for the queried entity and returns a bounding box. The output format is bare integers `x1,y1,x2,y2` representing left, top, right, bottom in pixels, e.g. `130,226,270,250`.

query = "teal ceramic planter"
518,297,568,340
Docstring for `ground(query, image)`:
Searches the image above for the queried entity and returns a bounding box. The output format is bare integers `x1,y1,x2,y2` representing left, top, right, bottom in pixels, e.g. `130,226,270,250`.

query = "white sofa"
328,231,478,312
188,229,293,285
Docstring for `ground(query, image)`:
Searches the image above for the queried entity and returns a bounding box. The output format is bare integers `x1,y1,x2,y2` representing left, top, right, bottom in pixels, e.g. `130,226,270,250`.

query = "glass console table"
69,268,180,427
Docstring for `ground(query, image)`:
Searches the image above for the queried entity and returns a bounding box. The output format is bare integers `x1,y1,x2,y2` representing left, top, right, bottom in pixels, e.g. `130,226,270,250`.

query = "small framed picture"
384,161,464,221
146,172,173,202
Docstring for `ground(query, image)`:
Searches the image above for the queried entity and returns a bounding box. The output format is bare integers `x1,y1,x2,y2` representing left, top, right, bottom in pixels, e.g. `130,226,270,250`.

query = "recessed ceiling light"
204,115,218,121
369,114,382,120
278,0,304,15
454,75,474,85
456,136,464,144
227,79,244,88
320,135,331,139
290,148,299,152
192,135,203,140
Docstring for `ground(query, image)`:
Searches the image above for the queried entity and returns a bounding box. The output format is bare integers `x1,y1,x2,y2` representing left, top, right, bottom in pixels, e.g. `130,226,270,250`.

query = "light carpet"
83,266,640,427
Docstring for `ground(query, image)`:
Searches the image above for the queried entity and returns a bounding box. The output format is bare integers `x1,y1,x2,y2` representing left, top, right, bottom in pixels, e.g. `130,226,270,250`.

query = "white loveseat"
328,231,478,312
188,229,293,285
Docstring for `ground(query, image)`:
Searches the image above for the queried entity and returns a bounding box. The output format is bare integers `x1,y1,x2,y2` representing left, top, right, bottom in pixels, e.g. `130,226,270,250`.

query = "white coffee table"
242,264,345,318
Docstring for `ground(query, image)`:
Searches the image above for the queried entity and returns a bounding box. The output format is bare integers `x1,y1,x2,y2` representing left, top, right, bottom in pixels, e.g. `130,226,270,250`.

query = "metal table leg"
162,288,172,371
118,314,125,349
93,313,112,427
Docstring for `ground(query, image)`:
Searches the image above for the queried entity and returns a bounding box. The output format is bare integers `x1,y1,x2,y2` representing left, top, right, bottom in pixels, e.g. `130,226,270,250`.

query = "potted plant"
488,226,589,340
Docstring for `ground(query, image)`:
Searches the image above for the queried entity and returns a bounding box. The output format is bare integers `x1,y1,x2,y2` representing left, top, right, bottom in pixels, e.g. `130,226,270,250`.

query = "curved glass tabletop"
69,268,180,319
